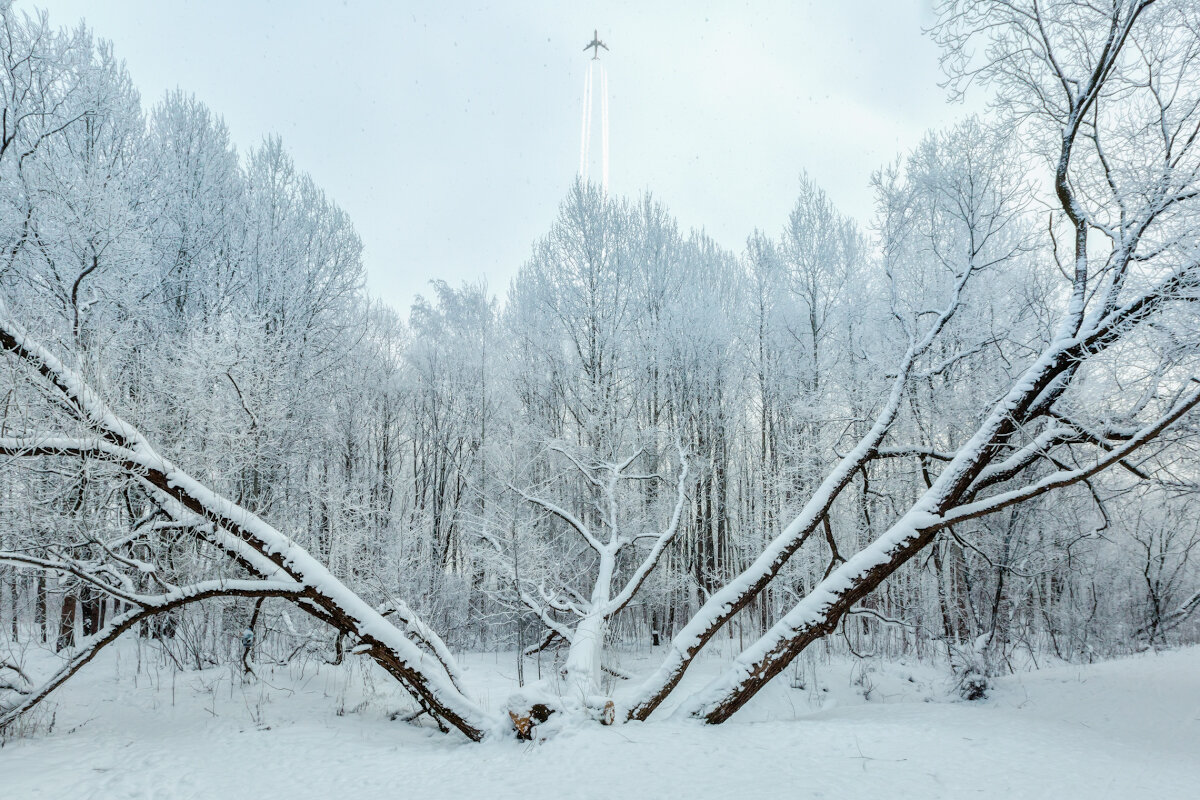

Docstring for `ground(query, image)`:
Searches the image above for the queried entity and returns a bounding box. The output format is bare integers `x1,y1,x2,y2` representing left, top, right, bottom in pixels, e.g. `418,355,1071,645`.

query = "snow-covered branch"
508,482,605,555
603,446,688,618
0,579,307,731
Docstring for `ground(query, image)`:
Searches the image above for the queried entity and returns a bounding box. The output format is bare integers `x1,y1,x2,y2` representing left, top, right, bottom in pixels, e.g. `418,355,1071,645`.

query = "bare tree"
502,443,688,707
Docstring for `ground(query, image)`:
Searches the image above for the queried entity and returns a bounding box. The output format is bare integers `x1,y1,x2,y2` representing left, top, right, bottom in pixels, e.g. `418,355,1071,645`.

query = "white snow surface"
2,643,1198,799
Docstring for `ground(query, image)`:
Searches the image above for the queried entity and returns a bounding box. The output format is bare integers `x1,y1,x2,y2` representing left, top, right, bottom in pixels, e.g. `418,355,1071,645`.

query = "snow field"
2,643,1198,799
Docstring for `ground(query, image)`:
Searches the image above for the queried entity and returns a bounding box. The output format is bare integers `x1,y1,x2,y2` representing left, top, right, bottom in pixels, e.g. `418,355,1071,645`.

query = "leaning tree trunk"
682,332,1200,723
0,307,496,741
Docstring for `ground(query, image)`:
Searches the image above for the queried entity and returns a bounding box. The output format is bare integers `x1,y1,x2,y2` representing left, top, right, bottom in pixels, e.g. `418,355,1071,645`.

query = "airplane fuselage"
585,29,608,60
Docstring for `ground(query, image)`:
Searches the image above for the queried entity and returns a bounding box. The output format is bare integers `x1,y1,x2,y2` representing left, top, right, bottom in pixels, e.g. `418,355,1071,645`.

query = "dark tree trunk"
33,575,46,643
80,585,102,637
57,594,77,651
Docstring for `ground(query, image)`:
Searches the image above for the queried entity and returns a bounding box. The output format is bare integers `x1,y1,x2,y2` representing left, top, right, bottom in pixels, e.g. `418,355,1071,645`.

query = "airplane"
584,29,608,59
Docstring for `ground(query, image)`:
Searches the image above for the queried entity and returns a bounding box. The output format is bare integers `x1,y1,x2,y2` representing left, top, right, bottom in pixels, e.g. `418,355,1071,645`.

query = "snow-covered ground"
2,643,1198,799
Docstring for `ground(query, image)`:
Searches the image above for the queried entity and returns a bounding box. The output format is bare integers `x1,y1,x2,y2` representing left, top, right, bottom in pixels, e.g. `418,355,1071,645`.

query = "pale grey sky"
27,1,975,312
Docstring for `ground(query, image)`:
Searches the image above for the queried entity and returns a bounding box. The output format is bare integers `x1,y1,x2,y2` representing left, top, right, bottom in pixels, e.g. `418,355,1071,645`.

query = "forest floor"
1,641,1197,799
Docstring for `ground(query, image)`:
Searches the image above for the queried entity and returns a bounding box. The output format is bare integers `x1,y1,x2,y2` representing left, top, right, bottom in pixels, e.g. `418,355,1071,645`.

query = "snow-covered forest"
2,0,1200,783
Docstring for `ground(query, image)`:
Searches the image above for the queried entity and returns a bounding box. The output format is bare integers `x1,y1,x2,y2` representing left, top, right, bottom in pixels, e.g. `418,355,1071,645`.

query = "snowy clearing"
4,2,1200,798
2,645,1198,799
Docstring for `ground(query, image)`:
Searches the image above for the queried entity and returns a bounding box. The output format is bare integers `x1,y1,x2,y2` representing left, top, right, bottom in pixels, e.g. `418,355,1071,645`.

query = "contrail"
579,56,609,191
600,61,609,193
580,60,593,181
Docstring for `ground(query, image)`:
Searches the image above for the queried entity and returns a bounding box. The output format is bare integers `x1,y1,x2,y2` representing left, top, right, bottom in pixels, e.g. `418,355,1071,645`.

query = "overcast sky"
27,0,977,313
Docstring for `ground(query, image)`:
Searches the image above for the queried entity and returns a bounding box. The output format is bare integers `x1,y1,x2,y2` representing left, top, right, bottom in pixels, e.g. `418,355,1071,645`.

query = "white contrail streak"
580,60,593,181
579,57,610,190
600,62,609,193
